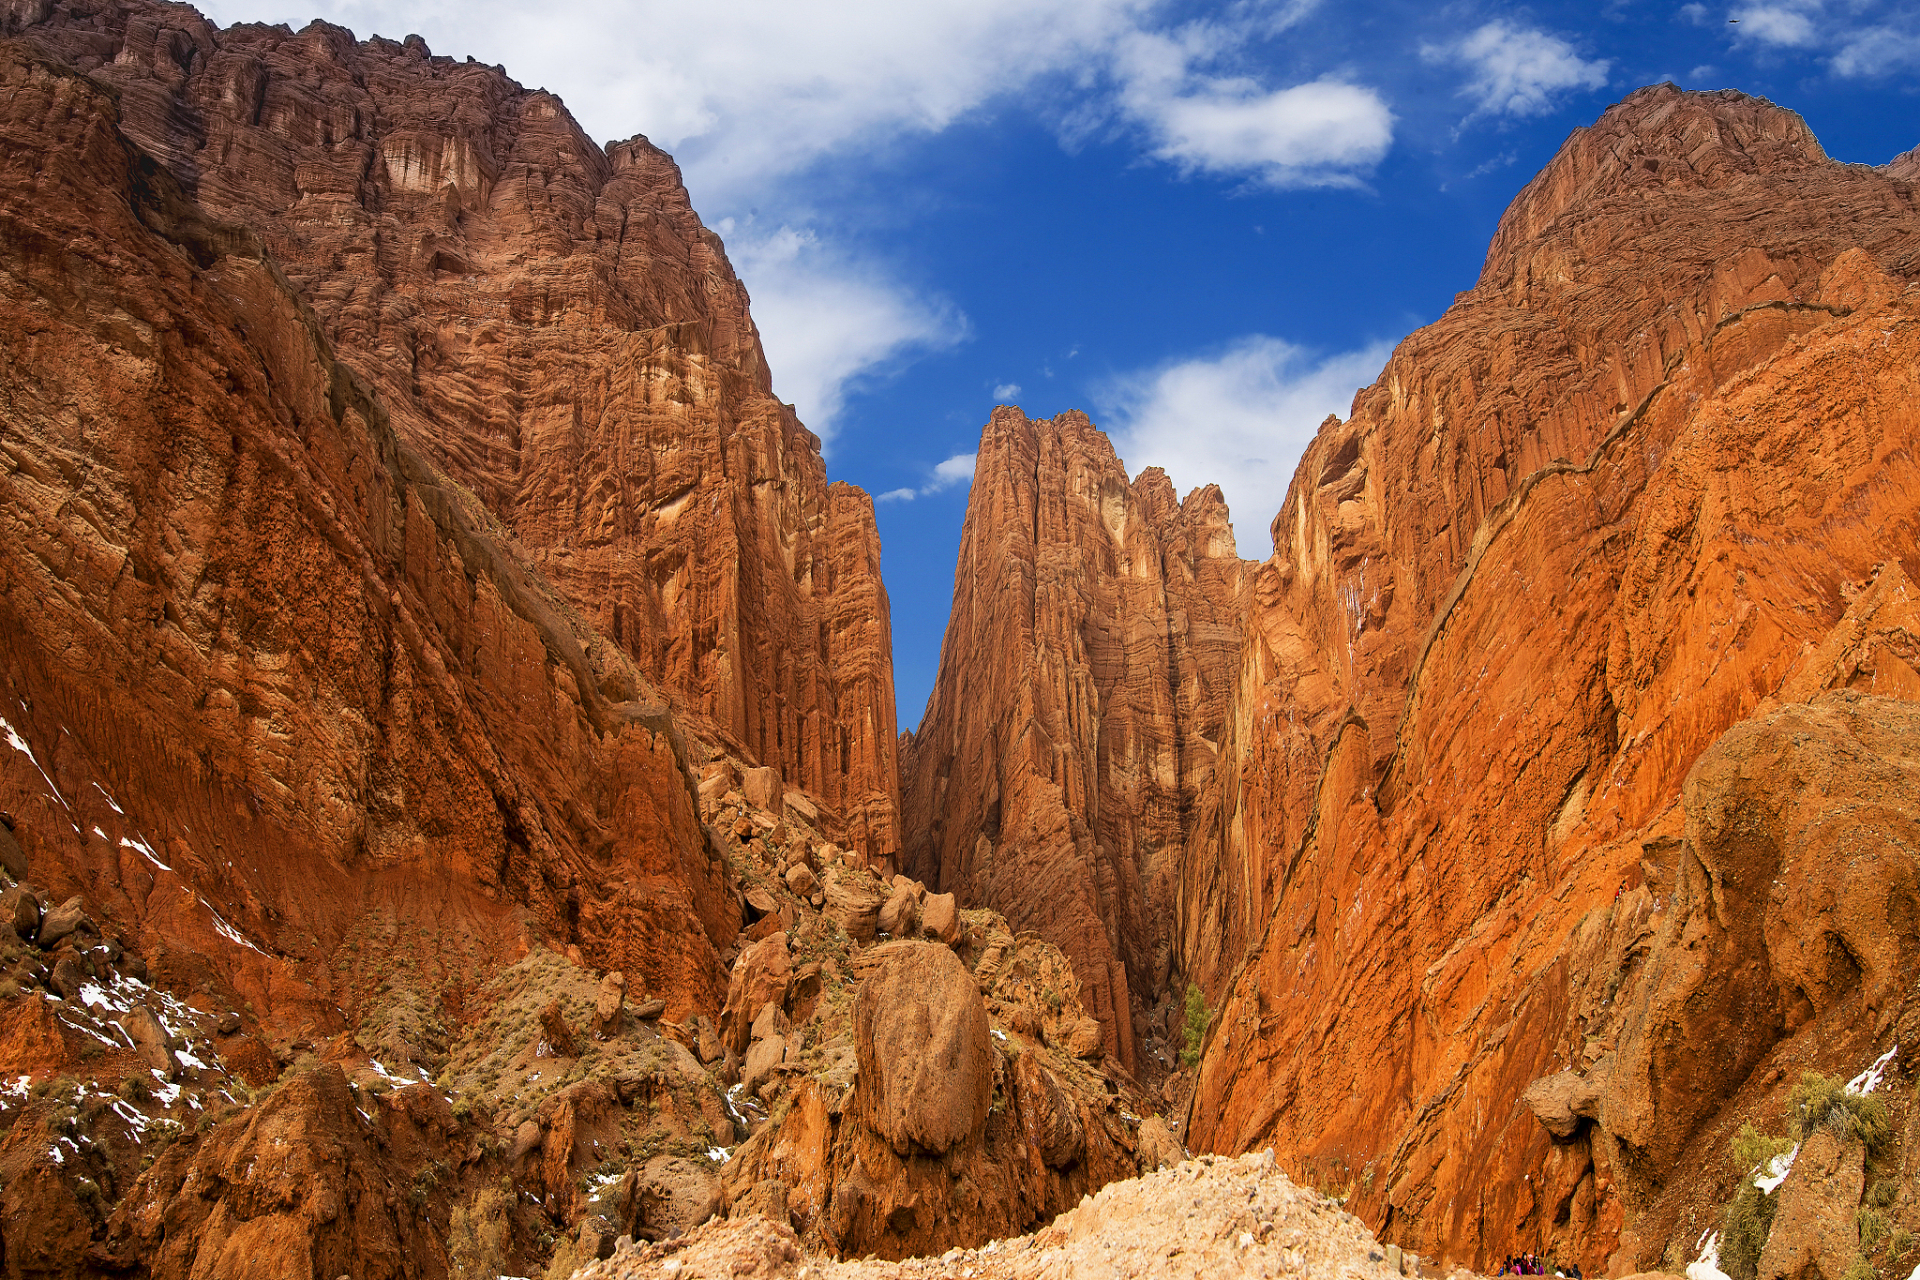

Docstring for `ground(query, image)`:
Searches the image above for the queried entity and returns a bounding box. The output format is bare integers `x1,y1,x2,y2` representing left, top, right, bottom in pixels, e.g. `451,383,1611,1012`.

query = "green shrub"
1179,983,1211,1070
1888,1229,1912,1262
1867,1178,1899,1210
1841,1256,1874,1280
1788,1073,1892,1152
1859,1208,1890,1252
1731,1122,1795,1175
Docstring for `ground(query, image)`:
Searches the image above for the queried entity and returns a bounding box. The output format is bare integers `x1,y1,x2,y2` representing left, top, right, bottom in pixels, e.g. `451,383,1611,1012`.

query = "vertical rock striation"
900,408,1247,1070
7,0,900,859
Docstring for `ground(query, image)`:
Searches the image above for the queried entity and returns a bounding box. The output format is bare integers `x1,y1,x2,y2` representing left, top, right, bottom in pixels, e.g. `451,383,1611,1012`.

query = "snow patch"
1687,1230,1731,1280
120,834,171,872
707,1146,732,1164
1754,1145,1797,1194
1,715,70,810
204,903,267,955
1847,1045,1898,1096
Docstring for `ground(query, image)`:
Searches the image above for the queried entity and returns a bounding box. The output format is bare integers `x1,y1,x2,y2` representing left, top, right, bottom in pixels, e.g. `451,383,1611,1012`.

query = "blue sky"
193,0,1920,726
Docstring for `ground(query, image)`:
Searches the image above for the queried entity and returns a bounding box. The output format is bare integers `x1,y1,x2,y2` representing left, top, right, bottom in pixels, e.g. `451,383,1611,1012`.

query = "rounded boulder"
854,941,992,1156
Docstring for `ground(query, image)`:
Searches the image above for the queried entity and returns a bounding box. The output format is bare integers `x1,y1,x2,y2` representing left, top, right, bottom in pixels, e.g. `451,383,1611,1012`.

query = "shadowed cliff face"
1176,85,1920,1270
7,0,900,862
900,409,1247,1073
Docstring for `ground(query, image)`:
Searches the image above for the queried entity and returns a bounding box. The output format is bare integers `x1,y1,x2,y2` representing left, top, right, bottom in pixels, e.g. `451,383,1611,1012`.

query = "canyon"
0,3,1916,1278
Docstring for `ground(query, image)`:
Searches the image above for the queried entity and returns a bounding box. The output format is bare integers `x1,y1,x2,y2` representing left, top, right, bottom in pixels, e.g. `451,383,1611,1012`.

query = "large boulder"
720,932,792,1056
783,862,820,899
1522,1065,1608,1139
854,942,992,1156
921,892,961,945
878,883,919,937
35,895,90,949
741,767,783,813
823,870,885,945
741,1034,787,1096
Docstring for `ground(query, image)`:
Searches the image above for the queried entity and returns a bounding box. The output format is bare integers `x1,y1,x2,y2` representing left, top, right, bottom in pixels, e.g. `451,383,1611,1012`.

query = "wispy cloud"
1424,21,1611,120
1718,0,1920,77
1099,334,1391,557
722,223,967,444
1110,14,1394,189
876,451,979,502
1730,3,1820,46
993,382,1023,400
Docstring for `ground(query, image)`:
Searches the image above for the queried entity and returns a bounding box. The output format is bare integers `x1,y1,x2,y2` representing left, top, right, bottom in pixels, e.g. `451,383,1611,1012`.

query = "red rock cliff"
0,34,742,1029
1179,85,1920,1270
8,0,900,860
900,409,1247,1071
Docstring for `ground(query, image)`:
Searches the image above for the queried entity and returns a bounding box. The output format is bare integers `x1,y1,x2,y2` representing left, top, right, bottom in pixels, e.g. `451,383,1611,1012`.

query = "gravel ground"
572,1150,1418,1280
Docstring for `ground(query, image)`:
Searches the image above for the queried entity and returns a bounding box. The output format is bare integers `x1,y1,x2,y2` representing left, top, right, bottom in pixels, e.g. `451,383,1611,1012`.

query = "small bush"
1721,1183,1779,1280
1859,1208,1890,1252
1867,1178,1899,1210
1789,1073,1892,1152
1179,983,1211,1070
1888,1229,1912,1262
1732,1123,1796,1176
1841,1256,1874,1280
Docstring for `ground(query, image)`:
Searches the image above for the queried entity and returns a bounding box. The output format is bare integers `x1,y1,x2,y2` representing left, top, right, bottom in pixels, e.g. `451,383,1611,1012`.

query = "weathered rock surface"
1175,86,1920,1272
6,0,901,864
901,410,1247,1071
1753,1129,1866,1280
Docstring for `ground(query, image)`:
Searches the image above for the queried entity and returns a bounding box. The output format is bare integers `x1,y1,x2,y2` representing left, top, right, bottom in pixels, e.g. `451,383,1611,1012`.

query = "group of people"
1496,1255,1582,1277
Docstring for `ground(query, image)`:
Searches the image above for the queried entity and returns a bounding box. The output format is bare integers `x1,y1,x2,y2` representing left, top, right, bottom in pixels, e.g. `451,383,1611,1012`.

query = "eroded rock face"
1177,85,1920,1271
900,409,1247,1071
7,0,900,864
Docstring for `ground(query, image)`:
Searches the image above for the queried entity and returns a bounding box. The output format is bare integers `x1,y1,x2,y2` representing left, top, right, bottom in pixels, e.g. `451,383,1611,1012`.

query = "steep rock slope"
8,0,900,859
900,409,1246,1071
1178,86,1920,1271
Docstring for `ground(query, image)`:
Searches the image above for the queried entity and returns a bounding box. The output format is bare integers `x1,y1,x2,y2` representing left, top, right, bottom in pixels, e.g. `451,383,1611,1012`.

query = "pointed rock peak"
1482,84,1828,281
1887,145,1920,183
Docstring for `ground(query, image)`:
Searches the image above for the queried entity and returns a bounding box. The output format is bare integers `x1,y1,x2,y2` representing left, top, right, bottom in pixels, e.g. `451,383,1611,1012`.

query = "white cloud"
1831,24,1920,74
876,452,978,502
1731,4,1820,46
1099,334,1392,557
1112,25,1393,188
722,225,966,444
993,383,1023,401
927,452,978,492
1426,21,1611,119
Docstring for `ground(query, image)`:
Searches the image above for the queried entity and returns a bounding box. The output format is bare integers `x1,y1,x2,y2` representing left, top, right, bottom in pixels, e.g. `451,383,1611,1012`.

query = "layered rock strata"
900,409,1247,1071
6,0,901,860
1174,86,1920,1271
